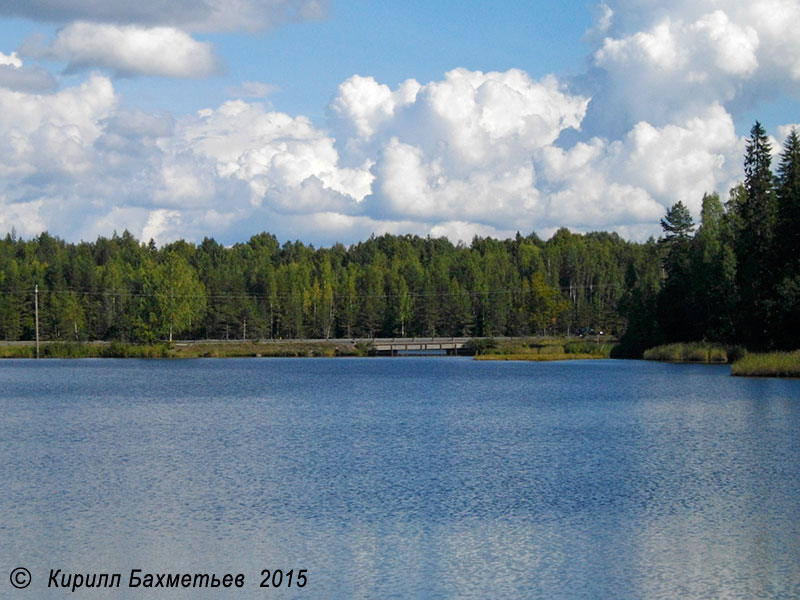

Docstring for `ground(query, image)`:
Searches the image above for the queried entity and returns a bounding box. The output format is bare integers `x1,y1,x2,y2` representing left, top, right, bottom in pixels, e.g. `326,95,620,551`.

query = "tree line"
617,123,800,355
1,122,797,353
0,228,642,343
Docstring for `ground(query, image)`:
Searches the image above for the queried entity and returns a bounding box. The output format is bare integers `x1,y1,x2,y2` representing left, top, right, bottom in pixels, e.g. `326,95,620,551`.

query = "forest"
0,123,798,356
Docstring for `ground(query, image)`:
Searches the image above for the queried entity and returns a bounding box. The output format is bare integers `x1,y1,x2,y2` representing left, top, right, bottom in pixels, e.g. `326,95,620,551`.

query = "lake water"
1,358,799,599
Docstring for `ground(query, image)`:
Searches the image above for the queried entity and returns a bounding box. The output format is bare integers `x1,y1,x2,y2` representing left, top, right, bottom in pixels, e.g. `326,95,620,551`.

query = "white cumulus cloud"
25,22,218,78
334,68,588,233
582,0,800,137
2,0,800,248
538,104,743,229
0,73,116,178
172,99,374,210
692,10,759,77
0,66,759,245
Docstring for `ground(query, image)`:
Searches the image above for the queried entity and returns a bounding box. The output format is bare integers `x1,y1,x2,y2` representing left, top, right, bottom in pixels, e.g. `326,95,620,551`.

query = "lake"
1,358,799,598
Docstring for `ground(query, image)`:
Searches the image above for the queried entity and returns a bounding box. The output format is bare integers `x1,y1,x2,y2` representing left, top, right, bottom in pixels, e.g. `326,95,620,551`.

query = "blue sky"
0,0,798,246
91,1,596,122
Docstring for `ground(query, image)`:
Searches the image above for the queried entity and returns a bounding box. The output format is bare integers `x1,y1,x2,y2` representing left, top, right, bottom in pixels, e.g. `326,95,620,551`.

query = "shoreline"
4,339,798,379
0,336,614,360
0,340,363,359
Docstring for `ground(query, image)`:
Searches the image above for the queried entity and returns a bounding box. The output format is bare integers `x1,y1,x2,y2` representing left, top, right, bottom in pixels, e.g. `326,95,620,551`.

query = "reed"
564,341,613,357
470,336,611,360
169,341,360,358
643,342,730,363
0,345,35,358
731,351,800,377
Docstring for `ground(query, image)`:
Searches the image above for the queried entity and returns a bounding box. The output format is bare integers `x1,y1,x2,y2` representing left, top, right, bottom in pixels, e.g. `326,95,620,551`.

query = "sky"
0,0,798,247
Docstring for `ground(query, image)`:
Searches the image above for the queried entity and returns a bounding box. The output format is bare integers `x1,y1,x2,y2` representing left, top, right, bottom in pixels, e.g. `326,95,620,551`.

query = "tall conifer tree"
773,127,800,347
736,121,778,347
657,201,696,342
776,128,800,272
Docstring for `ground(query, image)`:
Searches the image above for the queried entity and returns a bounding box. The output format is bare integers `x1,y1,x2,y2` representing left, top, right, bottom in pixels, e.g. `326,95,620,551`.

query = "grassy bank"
643,342,800,378
0,342,171,358
642,342,744,363
474,352,605,362
0,340,368,359
170,341,364,358
470,337,612,361
731,351,800,377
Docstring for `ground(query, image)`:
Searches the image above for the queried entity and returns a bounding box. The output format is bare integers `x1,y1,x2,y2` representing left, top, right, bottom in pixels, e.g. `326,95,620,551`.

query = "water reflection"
1,358,799,598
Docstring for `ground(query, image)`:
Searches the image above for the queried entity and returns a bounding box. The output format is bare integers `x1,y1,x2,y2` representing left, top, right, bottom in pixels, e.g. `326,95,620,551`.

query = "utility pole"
34,284,40,359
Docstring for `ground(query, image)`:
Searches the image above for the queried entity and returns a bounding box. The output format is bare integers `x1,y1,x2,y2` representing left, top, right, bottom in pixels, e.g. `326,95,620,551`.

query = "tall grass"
731,351,800,377
103,343,170,358
643,342,732,363
170,340,362,358
468,337,611,360
0,342,170,359
564,341,612,357
0,340,362,359
0,345,35,358
472,337,611,361
41,343,96,358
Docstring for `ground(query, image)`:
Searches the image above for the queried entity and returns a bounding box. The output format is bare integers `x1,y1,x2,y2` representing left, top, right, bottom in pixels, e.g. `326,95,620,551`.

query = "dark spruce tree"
690,192,737,342
776,127,800,272
774,127,800,348
612,239,661,358
657,201,696,342
736,121,778,348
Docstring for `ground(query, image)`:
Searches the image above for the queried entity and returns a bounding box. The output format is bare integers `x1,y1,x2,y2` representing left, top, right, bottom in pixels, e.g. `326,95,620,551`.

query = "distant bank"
0,336,611,360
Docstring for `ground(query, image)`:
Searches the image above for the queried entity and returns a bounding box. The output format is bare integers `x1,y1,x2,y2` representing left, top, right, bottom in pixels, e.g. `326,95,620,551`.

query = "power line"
0,282,625,302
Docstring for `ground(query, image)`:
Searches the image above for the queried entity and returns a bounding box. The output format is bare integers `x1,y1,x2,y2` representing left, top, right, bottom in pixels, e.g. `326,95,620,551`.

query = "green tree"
314,256,336,339
615,239,661,357
528,272,569,336
657,201,696,342
776,127,800,273
338,264,359,338
660,200,695,242
690,192,737,341
0,253,25,341
359,255,387,337
55,292,87,340
773,127,800,347
448,278,474,336
148,252,206,341
736,121,778,347
395,275,413,337
743,122,777,240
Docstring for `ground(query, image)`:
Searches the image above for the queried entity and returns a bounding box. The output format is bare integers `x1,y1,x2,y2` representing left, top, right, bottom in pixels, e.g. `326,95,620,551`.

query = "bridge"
367,337,470,355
